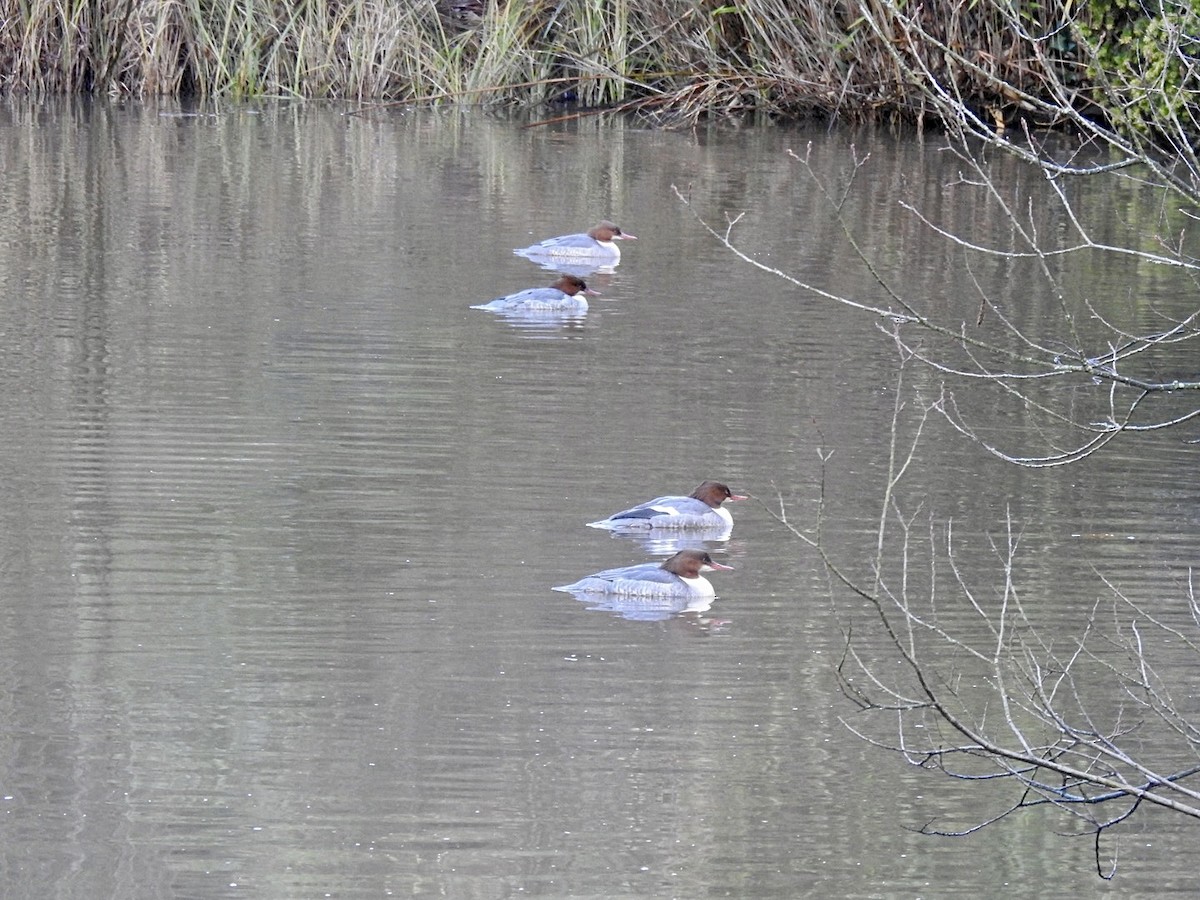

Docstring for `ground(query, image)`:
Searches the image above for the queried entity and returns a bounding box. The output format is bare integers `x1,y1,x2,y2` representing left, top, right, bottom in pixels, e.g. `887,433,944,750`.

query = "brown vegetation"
0,0,1114,126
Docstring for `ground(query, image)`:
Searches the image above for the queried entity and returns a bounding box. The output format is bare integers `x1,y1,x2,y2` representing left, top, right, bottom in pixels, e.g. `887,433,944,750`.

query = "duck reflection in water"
601,525,734,555
575,590,719,623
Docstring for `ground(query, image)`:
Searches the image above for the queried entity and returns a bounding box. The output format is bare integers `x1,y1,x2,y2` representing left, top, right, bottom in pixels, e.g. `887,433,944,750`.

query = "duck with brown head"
470,274,598,314
587,481,748,533
553,549,733,599
515,220,638,262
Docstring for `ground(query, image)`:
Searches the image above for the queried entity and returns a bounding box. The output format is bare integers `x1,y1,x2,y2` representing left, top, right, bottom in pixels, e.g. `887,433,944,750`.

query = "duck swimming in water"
515,221,637,263
553,549,733,599
587,481,747,532
471,274,597,314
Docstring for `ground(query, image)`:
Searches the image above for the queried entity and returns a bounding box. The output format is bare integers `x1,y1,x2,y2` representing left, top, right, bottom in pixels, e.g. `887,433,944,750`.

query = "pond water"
1,98,1198,898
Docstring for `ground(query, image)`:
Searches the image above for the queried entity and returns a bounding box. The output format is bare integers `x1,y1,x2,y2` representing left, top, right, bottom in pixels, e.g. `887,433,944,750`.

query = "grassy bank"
0,0,1163,127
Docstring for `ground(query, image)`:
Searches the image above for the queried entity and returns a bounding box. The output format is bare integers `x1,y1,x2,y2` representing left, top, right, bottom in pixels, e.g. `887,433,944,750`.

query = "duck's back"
473,287,584,312
554,562,709,597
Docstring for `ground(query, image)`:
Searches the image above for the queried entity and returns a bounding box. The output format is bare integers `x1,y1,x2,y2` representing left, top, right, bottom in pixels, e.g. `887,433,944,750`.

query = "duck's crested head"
690,481,748,508
588,220,637,242
552,274,600,296
660,549,734,578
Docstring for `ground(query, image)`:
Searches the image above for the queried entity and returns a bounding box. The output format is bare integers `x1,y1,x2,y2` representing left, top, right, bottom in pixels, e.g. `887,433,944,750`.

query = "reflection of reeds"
3,0,1076,124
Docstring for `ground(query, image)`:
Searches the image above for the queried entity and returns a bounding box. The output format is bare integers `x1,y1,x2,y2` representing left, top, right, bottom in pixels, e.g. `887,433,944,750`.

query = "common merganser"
471,274,598,314
587,481,748,532
515,221,637,262
553,549,733,599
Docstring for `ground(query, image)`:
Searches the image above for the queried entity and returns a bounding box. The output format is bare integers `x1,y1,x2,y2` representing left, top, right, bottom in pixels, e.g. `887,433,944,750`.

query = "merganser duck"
587,481,748,532
515,220,637,262
471,274,598,314
553,549,733,598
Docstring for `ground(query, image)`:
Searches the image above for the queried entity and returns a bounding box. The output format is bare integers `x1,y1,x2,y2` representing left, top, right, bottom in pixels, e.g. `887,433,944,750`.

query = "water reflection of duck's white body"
616,525,734,556
553,549,733,599
587,481,747,533
576,592,718,622
514,220,637,263
471,274,597,314
522,258,617,278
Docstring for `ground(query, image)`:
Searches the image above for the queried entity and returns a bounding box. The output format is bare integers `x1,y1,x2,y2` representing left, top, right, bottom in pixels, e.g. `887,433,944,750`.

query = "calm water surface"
0,99,1197,898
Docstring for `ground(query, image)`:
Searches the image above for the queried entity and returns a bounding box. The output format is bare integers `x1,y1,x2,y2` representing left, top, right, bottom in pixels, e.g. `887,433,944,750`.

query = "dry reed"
0,0,1110,126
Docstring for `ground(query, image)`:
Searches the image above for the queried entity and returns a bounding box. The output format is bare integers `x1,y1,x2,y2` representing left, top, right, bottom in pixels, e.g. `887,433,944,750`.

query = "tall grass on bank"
0,0,1153,127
